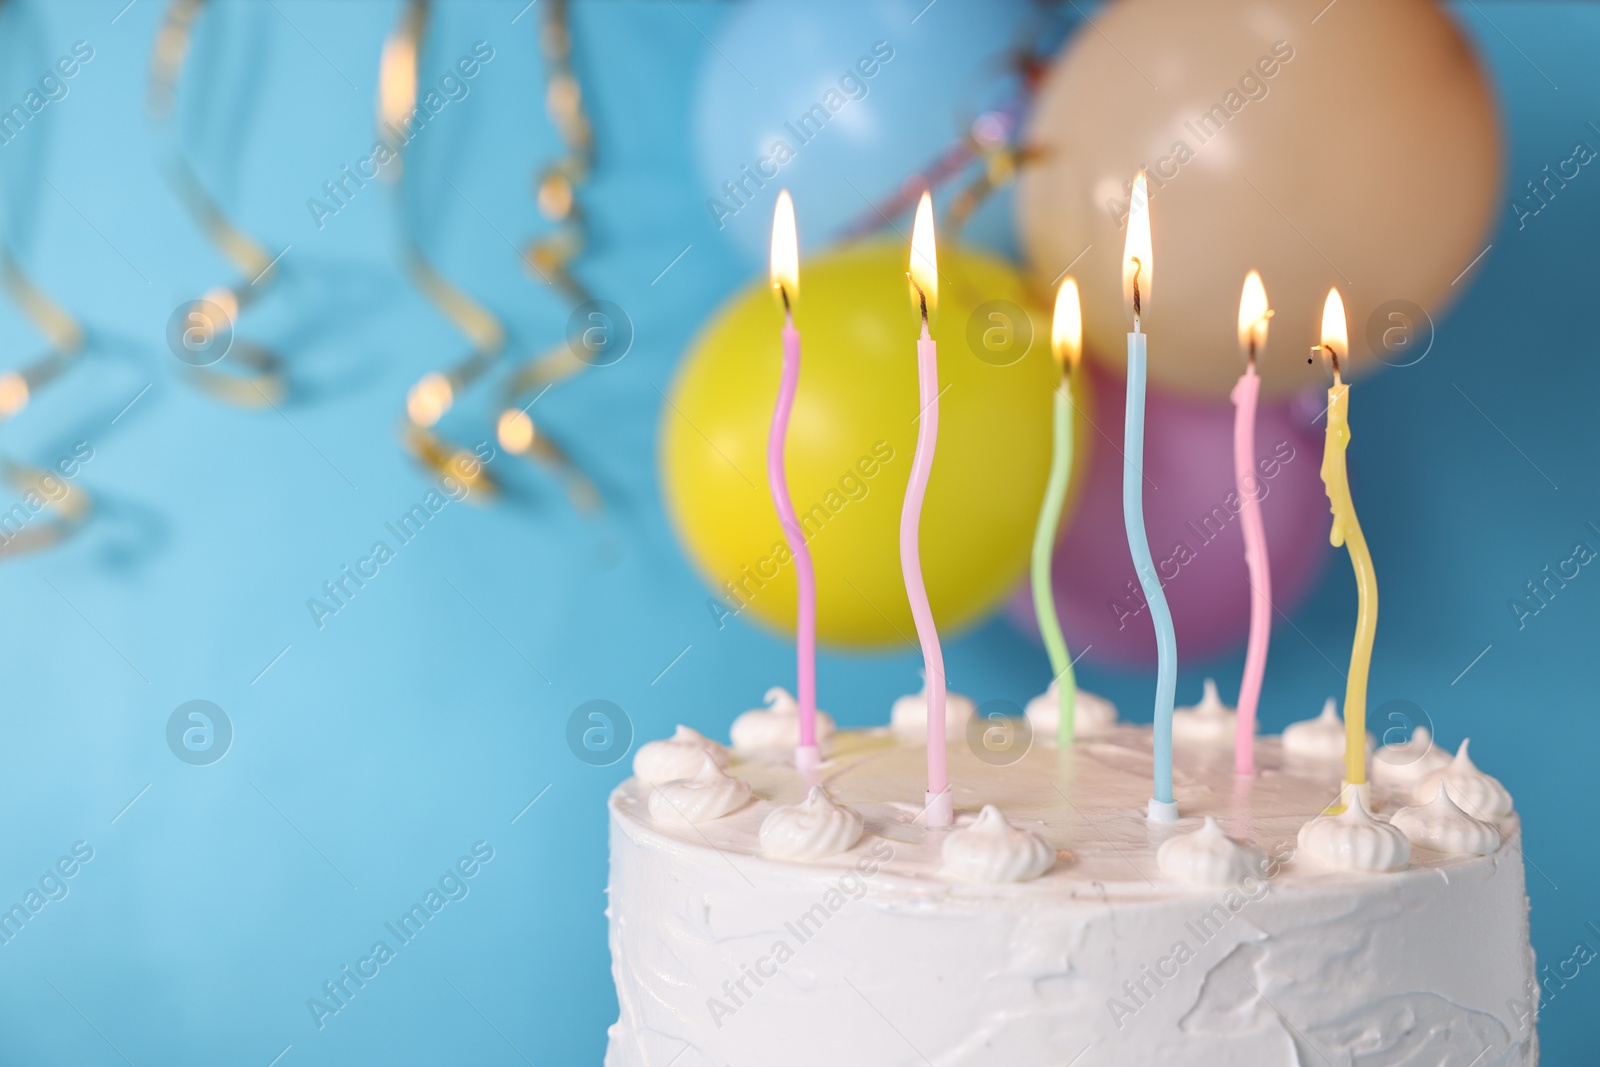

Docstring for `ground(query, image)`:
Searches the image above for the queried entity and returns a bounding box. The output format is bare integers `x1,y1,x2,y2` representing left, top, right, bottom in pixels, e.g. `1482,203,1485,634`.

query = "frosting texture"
1156,816,1268,886
890,677,976,742
941,805,1056,883
1023,682,1117,739
632,724,728,784
1392,783,1502,855
1372,723,1452,785
1282,697,1372,760
645,753,752,826
730,687,836,753
1296,791,1411,873
1416,739,1514,820
1171,678,1236,745
760,787,864,860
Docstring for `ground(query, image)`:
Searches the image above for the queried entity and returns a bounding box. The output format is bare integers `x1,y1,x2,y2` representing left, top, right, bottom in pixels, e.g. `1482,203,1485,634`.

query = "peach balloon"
1017,0,1500,398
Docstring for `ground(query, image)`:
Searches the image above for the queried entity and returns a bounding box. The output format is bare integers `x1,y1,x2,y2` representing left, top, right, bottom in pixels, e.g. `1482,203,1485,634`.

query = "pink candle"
900,192,952,828
1232,271,1273,775
768,191,820,772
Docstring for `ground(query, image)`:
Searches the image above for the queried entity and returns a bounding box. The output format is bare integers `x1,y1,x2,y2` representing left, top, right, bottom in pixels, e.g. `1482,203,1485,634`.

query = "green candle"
1032,278,1081,746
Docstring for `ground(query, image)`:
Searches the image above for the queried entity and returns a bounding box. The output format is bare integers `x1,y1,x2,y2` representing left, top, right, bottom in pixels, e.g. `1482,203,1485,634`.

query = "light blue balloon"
692,0,1037,268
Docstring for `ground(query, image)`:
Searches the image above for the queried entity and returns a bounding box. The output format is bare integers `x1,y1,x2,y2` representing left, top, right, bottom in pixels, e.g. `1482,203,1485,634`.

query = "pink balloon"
1011,363,1330,666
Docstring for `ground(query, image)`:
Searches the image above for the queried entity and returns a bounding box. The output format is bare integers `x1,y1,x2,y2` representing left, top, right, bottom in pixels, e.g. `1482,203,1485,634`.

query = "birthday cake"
604,693,1535,1066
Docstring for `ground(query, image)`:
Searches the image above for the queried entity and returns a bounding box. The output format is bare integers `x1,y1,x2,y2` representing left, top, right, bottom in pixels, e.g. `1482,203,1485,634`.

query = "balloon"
1016,0,1500,398
692,0,1035,269
663,242,1086,648
1009,363,1327,666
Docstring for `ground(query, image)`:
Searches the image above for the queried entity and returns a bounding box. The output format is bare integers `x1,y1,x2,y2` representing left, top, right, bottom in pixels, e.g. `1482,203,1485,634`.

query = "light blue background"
0,1,1593,1064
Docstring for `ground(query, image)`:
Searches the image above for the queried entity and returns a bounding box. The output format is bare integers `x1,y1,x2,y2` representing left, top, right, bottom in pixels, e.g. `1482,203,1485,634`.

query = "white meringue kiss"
1415,739,1514,820
1171,678,1236,745
1024,682,1117,740
729,687,835,753
1157,817,1269,886
760,787,865,861
1282,697,1372,760
941,805,1056,884
1296,790,1411,873
1372,724,1452,785
647,754,752,826
1391,782,1502,856
632,725,729,784
890,678,976,743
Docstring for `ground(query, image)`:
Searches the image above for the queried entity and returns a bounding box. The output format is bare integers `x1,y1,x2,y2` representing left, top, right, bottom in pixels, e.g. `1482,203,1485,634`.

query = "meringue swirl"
647,753,752,826
890,677,976,743
1391,782,1502,856
1295,790,1411,873
1372,723,1451,785
1157,817,1269,886
729,687,836,753
941,805,1056,884
760,787,865,861
633,725,729,785
1171,678,1236,746
1282,697,1372,760
1024,682,1117,740
1415,739,1514,820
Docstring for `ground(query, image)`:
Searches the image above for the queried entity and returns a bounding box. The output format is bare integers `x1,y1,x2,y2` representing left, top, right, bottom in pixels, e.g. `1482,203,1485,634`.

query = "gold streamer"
149,0,289,406
392,0,599,513
0,459,92,558
0,2,94,556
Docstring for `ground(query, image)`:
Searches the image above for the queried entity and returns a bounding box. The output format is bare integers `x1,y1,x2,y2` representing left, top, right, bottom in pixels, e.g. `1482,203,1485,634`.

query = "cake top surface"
610,724,1520,901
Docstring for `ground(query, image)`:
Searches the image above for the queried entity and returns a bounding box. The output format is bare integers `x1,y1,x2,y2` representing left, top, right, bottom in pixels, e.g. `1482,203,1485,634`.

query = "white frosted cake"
605,696,1535,1066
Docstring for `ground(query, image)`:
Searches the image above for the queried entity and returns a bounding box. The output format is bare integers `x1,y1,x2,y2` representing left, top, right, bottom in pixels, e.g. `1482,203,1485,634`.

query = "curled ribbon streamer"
393,0,599,514
150,0,289,406
0,2,95,555
0,460,91,559
386,0,504,499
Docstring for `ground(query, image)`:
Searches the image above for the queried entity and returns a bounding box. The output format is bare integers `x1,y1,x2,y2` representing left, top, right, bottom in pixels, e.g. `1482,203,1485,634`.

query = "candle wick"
778,283,791,316
1130,257,1143,328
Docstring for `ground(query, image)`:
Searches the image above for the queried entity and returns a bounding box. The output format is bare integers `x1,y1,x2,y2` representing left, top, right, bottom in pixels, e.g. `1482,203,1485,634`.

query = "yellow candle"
1315,288,1376,789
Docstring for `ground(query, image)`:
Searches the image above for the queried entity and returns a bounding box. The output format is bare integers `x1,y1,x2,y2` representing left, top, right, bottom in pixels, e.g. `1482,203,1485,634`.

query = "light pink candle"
769,191,819,772
1232,271,1273,775
901,192,952,828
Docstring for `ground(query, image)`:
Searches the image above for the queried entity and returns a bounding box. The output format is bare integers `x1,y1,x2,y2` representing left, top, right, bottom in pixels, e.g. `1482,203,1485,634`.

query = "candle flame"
1319,287,1348,377
908,191,938,316
1237,270,1270,358
1122,171,1152,321
1051,277,1082,371
769,189,799,309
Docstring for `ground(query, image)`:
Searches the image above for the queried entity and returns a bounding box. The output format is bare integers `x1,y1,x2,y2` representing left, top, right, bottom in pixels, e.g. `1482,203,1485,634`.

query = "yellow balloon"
662,241,1089,648
1017,0,1500,398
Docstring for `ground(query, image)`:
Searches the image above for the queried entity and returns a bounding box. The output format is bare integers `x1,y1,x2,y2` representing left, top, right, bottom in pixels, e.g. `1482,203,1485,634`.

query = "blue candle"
1121,172,1178,822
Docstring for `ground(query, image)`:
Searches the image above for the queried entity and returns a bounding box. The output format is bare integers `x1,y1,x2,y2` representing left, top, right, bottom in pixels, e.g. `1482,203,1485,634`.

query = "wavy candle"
1232,271,1273,775
901,192,952,829
1033,278,1082,746
768,191,820,773
1121,173,1178,822
1315,287,1377,795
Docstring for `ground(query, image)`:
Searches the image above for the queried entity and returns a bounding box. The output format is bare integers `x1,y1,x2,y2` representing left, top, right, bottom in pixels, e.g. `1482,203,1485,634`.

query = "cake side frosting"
605,725,1536,1067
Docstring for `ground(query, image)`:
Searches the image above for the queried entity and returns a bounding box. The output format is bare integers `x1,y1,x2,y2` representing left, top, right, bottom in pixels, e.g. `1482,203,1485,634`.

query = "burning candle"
1032,278,1082,746
900,192,952,829
767,190,821,773
1232,271,1273,776
1314,288,1377,802
1121,172,1179,822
